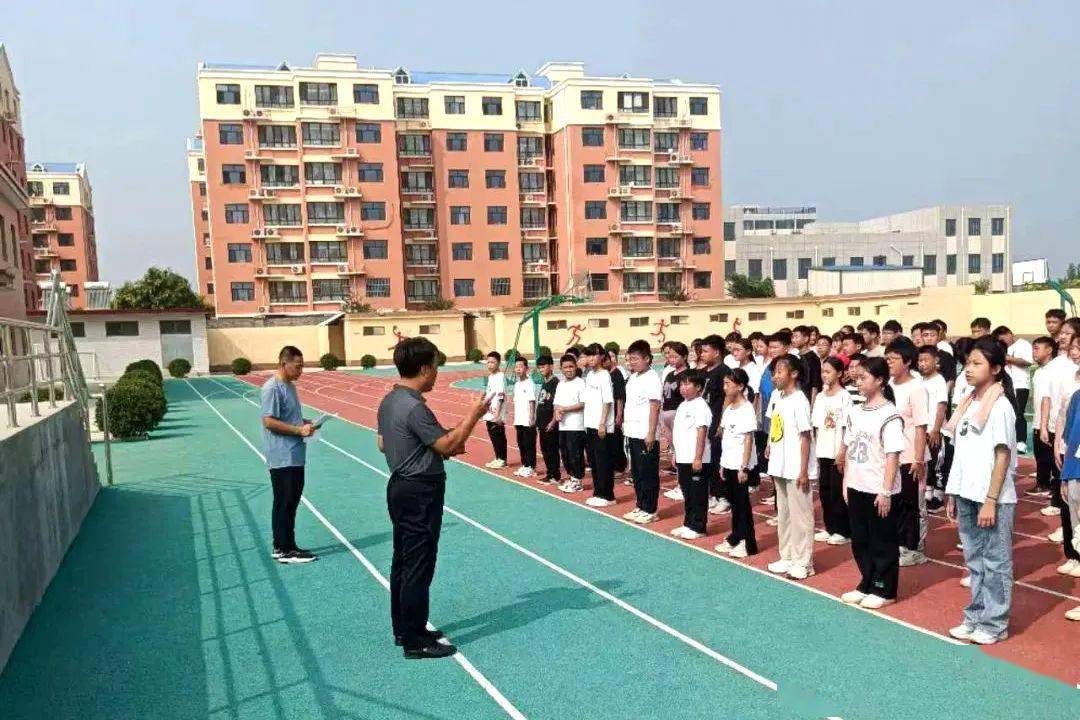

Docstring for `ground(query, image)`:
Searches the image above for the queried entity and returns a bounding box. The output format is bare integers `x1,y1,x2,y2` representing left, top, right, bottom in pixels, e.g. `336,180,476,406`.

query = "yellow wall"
343,312,467,363
207,324,328,369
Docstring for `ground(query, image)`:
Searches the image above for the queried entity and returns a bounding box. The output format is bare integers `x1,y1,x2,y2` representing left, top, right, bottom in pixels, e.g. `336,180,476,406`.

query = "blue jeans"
956,497,1015,636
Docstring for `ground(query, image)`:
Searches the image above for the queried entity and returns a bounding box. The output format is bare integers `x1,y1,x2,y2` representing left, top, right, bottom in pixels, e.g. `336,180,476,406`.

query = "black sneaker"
395,629,445,647
404,640,457,659
271,548,286,559
276,549,317,564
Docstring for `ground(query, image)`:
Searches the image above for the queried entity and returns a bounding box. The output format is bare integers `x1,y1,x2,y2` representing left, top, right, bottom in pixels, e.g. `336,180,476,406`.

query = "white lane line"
184,379,527,720
206,376,781,692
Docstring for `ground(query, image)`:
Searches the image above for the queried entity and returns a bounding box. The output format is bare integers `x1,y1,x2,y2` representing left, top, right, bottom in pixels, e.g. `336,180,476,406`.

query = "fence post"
25,327,40,418
100,383,113,486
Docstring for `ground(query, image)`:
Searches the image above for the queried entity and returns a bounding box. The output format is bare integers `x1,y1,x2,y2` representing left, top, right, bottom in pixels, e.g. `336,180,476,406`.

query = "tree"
726,273,776,299
112,267,205,310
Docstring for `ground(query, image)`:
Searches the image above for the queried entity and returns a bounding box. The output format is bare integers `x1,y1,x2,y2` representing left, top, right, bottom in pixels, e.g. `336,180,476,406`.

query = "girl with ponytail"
715,369,760,558
812,356,854,545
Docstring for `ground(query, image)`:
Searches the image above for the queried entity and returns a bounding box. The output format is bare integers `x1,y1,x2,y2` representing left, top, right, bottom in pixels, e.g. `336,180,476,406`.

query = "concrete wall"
343,311,467,363
0,402,99,671
61,311,209,380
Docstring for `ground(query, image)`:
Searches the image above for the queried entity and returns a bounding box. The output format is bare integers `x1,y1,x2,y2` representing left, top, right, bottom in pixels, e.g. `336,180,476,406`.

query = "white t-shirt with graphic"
554,376,586,432
512,379,537,427
720,401,758,470
946,395,1017,505
583,368,615,432
844,403,905,495
673,396,713,464
811,389,853,460
767,390,817,480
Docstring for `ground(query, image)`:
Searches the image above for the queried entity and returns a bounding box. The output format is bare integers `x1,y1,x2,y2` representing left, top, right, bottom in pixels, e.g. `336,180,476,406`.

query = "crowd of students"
474,308,1080,644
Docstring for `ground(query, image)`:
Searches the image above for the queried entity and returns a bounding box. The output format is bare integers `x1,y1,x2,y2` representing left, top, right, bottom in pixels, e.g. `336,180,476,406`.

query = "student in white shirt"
670,369,712,540
581,343,616,506
859,320,885,358
622,340,663,523
511,357,537,478
715,369,760,558
994,326,1033,454
482,351,509,469
1042,320,1080,530
1029,336,1058,497
837,356,905,609
765,355,817,580
885,338,930,567
660,342,690,491
944,338,1018,646
812,357,853,545
554,354,587,493
917,345,950,509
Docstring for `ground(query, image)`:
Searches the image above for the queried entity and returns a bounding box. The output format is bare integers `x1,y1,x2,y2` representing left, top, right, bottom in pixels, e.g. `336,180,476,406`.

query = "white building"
1012,258,1049,287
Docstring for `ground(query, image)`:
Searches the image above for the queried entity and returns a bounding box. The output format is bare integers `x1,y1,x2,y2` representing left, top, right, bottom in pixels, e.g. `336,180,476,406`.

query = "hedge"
95,373,166,439
167,358,192,378
231,357,252,375
360,354,376,369
538,345,552,359
319,353,342,371
125,359,163,383
466,348,483,362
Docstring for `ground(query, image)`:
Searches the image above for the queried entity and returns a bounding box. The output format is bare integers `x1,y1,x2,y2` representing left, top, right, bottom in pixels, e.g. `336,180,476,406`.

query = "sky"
6,1,1079,283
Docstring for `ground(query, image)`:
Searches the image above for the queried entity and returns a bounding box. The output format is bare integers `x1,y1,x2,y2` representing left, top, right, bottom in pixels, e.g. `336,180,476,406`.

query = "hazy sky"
6,1,1079,283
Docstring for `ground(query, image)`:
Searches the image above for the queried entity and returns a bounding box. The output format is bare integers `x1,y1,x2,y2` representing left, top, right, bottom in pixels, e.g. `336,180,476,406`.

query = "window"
657,203,680,223
582,127,604,147
222,164,246,184
548,319,568,330
692,203,710,220
522,243,547,262
159,320,192,335
405,244,437,266
520,207,546,228
748,259,762,279
362,326,386,336
797,257,811,280
197,159,205,173
216,84,240,104
482,97,502,115
518,135,543,160
58,233,74,247
786,310,805,320
586,237,608,255
263,204,302,226
583,165,605,183
658,238,679,258
991,217,1005,236
689,97,708,115
654,132,678,152
945,218,956,237
366,278,390,297
27,181,43,196
519,172,544,191
485,170,506,189
491,277,511,295
352,162,382,183
772,258,788,280
105,321,139,337
307,201,345,224
396,97,429,118
34,259,50,274
623,237,654,257
401,171,433,191
748,311,767,321
59,259,77,272
923,254,938,275
363,240,388,260
516,101,541,121
822,256,836,267
618,165,650,187
484,133,504,152
968,217,981,236
618,128,650,149
653,96,677,117
300,82,337,105
268,281,307,303
821,308,834,318
266,243,304,264
621,201,651,222
849,256,864,267
617,92,649,112
448,170,469,188
649,167,674,189
580,90,603,109
690,132,708,151
725,260,736,277
445,95,465,114
452,243,472,261
588,318,609,328
447,132,467,151
261,164,299,187
992,252,1005,273
450,206,471,225
353,84,379,103
255,85,294,108
228,282,254,302
311,241,346,262
218,124,242,145
227,243,251,262
404,208,434,228
590,274,609,291
968,254,981,273
946,254,957,275
847,307,862,317
356,123,381,143
902,254,915,267
313,279,349,302
691,167,709,186
707,313,729,324
487,206,507,225
692,237,711,255
224,203,249,224
585,201,606,220
361,201,386,221
624,272,655,293
55,207,72,220
489,242,509,260
873,255,886,266
199,182,206,196
658,273,681,293
305,162,341,185
302,122,340,146
453,279,475,297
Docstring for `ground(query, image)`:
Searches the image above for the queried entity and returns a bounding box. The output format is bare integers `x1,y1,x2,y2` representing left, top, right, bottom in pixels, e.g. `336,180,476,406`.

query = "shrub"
972,279,991,295
604,341,620,353
167,358,192,378
319,353,342,371
231,357,252,375
538,345,552,358
466,348,483,362
421,297,455,311
125,369,162,388
361,354,377,369
125,359,163,383
726,273,775,299
436,350,447,366
95,373,164,439
661,288,691,303
17,385,65,402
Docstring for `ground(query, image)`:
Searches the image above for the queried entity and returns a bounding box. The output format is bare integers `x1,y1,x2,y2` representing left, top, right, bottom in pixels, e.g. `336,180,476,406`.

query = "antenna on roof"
277,61,290,71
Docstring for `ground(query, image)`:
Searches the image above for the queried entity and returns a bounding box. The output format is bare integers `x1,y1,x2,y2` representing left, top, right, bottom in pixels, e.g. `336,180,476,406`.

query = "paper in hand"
304,413,334,443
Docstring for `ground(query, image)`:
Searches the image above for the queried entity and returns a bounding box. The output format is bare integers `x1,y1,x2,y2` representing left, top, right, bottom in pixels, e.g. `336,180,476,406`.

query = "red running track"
238,368,1080,686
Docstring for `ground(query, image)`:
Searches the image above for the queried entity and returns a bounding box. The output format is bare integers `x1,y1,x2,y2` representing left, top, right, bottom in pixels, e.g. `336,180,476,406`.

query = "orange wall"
0,115,32,314
30,203,97,308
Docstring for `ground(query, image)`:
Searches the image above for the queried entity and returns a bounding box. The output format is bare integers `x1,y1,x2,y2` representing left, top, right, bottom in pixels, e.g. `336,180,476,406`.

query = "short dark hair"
917,344,940,360
971,317,991,331
701,334,725,352
933,319,948,332
681,368,707,389
848,352,868,365
1046,309,1067,321
666,340,689,358
278,345,303,364
991,325,1012,340
773,354,803,379
627,339,652,358
737,338,752,351
841,332,865,349
487,350,502,362
394,337,438,378
559,353,578,366
1033,336,1056,352
748,331,765,342
515,356,529,367
857,320,880,335
565,346,582,358
770,330,792,346
537,354,554,366
883,320,903,334
583,342,604,357
724,331,742,342
885,338,918,367
792,325,812,336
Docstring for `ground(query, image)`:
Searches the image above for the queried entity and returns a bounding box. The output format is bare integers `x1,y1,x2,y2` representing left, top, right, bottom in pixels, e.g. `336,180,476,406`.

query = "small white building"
1012,258,1049,287
30,309,208,381
807,265,924,297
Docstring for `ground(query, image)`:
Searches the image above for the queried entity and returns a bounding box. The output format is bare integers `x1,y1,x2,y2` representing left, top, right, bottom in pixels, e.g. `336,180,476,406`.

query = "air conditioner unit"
609,223,620,231
606,114,616,121
336,225,347,233
291,265,304,274
242,109,252,117
419,121,430,128
349,226,361,235
266,226,278,236
203,238,212,248
337,264,349,273
257,306,267,314
328,107,338,115
345,147,358,156
255,267,267,276
252,228,264,237
348,186,358,195
334,185,346,194
244,149,258,159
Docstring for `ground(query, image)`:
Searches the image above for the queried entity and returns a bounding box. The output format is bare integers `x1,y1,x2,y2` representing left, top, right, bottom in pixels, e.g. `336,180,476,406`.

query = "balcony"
33,246,58,258
28,195,54,206
404,258,439,276
522,259,551,275
520,191,546,205
395,117,431,131
253,266,291,279
657,220,693,235
653,116,693,129
658,150,694,165
658,254,695,269
241,107,274,121
657,186,688,201
402,191,436,205
309,259,365,276
609,255,657,271
520,226,549,240
517,154,544,169
30,222,56,234
331,147,360,159
244,148,271,161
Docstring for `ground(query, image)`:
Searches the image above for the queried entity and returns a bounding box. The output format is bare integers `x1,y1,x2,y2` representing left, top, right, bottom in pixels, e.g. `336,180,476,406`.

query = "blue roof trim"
26,162,80,173
815,264,911,272
203,62,279,71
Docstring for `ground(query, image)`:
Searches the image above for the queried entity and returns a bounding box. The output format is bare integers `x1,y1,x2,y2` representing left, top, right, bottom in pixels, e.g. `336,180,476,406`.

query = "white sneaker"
512,467,525,476
899,550,928,567
1058,559,1080,575
633,511,658,524
1065,606,1080,621
728,540,748,558
960,575,971,588
623,508,645,521
664,487,684,501
1041,505,1062,517
767,559,791,575
814,530,831,542
709,497,732,515
841,590,867,604
948,623,975,641
1049,528,1064,543
585,496,614,507
827,534,851,546
559,478,583,493
714,541,735,554
969,629,1008,645
1017,441,1028,454
859,594,894,609
670,525,689,537
707,496,719,510
680,528,704,540
787,565,815,580
766,517,779,526
520,467,535,478
762,496,776,506
486,459,507,469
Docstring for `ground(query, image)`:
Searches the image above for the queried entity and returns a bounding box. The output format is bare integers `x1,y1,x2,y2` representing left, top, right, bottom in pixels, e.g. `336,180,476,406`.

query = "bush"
972,279,991,295
421,297,455,311
17,385,65,402
319,353,342,371
361,354,377,368
466,348,483,362
436,350,447,366
95,373,165,439
125,359,163,383
538,345,552,359
231,357,252,375
726,273,776,299
167,358,192,378
125,369,162,388
604,341,620,354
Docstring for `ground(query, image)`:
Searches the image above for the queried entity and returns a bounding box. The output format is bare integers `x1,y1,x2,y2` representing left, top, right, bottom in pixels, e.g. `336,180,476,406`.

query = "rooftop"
812,264,914,272
26,162,82,174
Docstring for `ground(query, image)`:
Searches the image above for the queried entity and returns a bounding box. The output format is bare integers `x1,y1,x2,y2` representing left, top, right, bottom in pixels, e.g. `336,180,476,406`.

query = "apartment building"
191,54,722,316
26,162,99,308
723,204,1012,297
0,44,31,319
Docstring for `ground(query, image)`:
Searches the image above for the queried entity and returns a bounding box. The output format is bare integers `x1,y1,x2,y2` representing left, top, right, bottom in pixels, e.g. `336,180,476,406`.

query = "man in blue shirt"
260,345,316,564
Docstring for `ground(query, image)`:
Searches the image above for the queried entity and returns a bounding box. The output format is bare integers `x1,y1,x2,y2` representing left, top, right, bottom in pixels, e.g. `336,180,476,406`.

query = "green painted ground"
0,377,1073,719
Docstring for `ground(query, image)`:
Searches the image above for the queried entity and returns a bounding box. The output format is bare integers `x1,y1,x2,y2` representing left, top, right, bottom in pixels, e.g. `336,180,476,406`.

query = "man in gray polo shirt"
377,337,487,659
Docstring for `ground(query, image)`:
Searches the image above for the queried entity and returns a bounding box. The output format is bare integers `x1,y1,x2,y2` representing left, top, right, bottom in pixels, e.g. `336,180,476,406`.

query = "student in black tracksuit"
699,334,732,513
535,355,561,484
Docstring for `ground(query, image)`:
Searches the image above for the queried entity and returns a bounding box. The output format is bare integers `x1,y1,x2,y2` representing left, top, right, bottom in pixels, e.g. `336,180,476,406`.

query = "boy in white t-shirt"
622,340,663,522
917,345,950,510
554,354,587,493
482,351,508,469
511,357,538,479
885,339,930,567
1030,336,1058,497
994,326,1033,454
581,344,616,506
671,369,712,540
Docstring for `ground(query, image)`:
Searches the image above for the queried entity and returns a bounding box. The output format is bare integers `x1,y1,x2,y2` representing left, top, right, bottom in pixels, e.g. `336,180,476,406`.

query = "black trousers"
1056,478,1080,561
537,418,560,481
723,468,758,553
926,441,942,493
628,437,661,513
753,430,768,476
610,427,627,473
1015,388,1030,447
560,430,586,480
586,429,615,500
708,435,727,500
387,476,445,649
847,488,901,599
677,463,711,534
486,421,508,461
896,464,920,551
818,458,850,538
940,438,955,488
515,425,537,469
269,465,305,552
1034,432,1057,492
